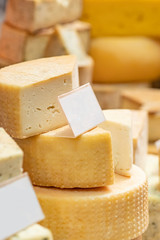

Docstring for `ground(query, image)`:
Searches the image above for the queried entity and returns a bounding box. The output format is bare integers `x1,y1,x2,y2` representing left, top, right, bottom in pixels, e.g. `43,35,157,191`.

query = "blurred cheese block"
35,165,148,240
0,56,79,139
8,224,53,240
121,89,160,141
0,128,23,183
0,22,54,63
5,0,83,32
145,154,159,178
16,127,114,188
0,55,12,68
82,0,160,37
90,37,160,83
148,143,158,155
92,83,150,110
134,237,142,240
99,110,133,176
132,111,148,170
78,56,94,85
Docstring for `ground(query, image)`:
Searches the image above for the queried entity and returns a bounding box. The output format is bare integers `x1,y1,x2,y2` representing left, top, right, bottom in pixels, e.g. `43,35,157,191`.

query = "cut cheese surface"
0,56,79,138
99,109,133,176
35,165,148,240
78,56,94,85
6,0,83,32
82,0,160,37
8,224,53,240
16,127,114,188
0,128,23,183
90,37,160,83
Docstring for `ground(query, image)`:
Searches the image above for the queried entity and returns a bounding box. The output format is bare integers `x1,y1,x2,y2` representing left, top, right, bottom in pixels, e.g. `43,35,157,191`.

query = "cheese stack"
0,57,149,240
0,0,93,85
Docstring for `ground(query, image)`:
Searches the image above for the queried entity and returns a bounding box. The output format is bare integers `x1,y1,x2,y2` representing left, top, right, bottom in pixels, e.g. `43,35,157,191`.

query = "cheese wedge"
0,56,79,139
6,0,83,32
35,165,148,240
121,89,160,141
90,37,160,83
132,110,148,170
82,0,160,37
78,56,94,85
0,128,23,183
8,224,53,240
99,109,133,176
0,22,54,63
16,127,114,188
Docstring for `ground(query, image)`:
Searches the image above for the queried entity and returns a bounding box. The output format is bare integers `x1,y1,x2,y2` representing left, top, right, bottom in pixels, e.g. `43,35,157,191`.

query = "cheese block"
0,22,54,63
82,0,160,37
78,56,94,85
35,165,148,240
90,37,160,83
133,237,142,240
8,224,53,240
148,143,158,155
0,55,12,68
5,0,83,32
0,56,79,139
16,127,114,188
132,110,148,170
145,154,159,179
0,128,23,183
121,89,160,141
99,109,133,176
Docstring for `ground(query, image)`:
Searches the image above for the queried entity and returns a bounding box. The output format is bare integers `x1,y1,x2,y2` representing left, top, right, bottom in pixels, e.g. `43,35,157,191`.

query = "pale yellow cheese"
8,224,53,240
121,89,160,141
132,110,148,170
35,165,148,240
78,56,94,85
0,56,79,139
90,37,160,83
0,128,23,183
99,110,133,176
0,22,54,63
148,143,158,155
6,0,83,32
16,127,114,188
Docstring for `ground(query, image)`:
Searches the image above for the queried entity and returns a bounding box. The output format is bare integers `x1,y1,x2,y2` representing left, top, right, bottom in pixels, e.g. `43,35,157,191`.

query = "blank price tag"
57,83,105,138
0,173,44,240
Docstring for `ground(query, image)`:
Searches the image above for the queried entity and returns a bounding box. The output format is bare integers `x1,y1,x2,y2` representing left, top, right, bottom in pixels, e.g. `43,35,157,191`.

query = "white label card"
57,83,105,138
0,173,44,240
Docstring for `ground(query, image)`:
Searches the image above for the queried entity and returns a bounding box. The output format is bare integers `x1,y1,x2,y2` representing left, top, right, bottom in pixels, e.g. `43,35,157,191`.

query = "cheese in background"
5,0,83,32
82,0,160,37
8,224,53,240
78,56,94,85
0,22,54,63
90,37,160,83
132,110,148,170
99,110,133,176
0,128,23,183
16,127,114,188
0,56,79,139
0,54,12,68
133,237,142,240
35,165,148,240
148,143,158,155
121,89,160,141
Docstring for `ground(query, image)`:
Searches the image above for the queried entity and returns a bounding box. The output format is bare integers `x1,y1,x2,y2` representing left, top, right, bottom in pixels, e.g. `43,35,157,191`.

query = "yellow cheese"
90,37,160,83
16,127,114,188
35,165,148,240
99,110,133,177
78,56,94,85
0,128,23,183
6,0,83,32
132,110,148,170
133,237,142,240
82,0,160,37
0,56,79,139
0,55,12,68
0,22,54,63
148,143,158,155
8,224,53,240
121,89,160,141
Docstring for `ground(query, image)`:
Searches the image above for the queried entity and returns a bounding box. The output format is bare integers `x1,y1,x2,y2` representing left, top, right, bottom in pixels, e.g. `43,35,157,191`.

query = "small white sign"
57,83,105,138
0,173,44,240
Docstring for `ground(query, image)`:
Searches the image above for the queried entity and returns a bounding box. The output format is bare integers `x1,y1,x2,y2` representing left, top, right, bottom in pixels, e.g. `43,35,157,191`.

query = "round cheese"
35,165,148,240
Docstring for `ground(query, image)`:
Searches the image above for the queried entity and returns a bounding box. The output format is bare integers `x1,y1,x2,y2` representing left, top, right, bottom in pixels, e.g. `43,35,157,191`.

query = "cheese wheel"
35,165,148,240
90,37,160,83
16,127,114,188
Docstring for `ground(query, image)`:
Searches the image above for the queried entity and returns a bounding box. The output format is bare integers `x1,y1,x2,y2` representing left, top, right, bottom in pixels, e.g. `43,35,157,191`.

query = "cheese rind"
0,56,79,139
35,165,148,240
99,109,133,176
8,224,53,240
6,0,83,32
0,128,23,183
16,127,114,188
